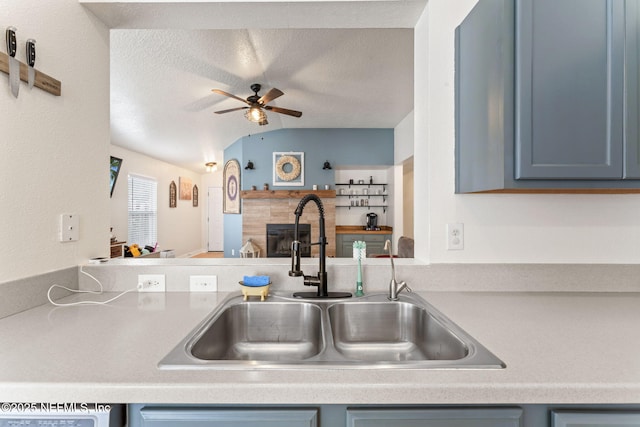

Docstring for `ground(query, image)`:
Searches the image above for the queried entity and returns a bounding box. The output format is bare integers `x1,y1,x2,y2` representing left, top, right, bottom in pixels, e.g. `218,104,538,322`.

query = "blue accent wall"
223,128,393,255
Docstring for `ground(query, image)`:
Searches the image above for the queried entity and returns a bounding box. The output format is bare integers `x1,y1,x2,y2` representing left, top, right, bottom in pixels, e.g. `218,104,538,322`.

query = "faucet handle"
401,281,412,293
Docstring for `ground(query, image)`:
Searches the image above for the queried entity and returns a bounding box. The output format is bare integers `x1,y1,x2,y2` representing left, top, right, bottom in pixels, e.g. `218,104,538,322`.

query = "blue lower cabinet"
133,407,318,427
346,408,523,427
552,410,640,426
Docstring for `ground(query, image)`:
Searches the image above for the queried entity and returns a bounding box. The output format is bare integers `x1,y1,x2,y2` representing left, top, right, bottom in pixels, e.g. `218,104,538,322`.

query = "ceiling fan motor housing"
247,83,262,103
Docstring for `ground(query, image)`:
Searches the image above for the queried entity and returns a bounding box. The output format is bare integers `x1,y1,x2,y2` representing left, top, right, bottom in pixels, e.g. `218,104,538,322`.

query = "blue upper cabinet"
456,0,640,192
516,0,624,180
456,0,514,193
515,0,624,179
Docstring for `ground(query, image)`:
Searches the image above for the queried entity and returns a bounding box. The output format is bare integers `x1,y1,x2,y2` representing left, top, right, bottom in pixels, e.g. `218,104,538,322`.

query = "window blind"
128,174,158,247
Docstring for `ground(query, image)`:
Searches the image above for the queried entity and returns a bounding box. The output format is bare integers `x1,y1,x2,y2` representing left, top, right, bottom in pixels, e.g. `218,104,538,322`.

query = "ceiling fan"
212,83,303,126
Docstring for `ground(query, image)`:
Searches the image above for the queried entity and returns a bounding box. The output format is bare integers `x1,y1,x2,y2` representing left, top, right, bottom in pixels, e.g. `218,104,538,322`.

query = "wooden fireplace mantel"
240,190,336,199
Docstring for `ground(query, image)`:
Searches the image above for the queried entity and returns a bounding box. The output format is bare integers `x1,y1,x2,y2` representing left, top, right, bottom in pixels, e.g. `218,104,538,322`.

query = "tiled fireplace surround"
241,190,336,258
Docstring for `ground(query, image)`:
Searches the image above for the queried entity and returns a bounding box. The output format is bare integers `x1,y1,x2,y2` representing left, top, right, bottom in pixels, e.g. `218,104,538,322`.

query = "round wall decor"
275,155,301,181
272,152,304,186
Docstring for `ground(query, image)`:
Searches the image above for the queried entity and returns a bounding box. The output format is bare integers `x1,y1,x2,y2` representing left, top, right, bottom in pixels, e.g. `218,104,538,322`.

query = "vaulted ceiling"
86,1,424,172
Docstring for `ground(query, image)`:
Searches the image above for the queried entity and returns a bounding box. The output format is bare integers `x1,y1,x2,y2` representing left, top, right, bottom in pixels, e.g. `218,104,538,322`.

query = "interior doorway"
207,187,224,252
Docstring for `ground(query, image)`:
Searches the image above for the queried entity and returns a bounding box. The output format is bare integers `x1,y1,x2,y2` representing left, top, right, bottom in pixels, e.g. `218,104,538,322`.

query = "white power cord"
47,266,138,307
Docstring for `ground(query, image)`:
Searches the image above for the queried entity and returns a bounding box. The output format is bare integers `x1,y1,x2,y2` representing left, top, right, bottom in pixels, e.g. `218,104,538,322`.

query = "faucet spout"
385,239,411,301
290,194,351,299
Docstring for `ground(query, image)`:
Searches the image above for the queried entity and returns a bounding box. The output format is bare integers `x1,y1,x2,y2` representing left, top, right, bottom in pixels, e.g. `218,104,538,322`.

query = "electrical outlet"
138,274,166,292
231,249,235,256
190,275,218,292
447,223,464,250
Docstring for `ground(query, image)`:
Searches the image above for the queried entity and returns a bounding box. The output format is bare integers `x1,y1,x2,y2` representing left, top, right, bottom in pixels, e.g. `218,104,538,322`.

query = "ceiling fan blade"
258,88,284,106
264,105,303,118
214,106,249,114
212,89,250,105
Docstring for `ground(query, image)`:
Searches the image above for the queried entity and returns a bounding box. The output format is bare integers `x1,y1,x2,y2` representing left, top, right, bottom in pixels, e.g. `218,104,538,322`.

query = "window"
128,174,157,247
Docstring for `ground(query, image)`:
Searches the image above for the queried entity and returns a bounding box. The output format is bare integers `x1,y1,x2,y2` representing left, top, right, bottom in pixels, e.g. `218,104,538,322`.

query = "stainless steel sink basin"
159,292,505,370
190,302,323,361
328,301,468,362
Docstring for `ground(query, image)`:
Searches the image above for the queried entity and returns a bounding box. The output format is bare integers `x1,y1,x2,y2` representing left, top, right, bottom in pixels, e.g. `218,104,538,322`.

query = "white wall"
422,0,640,264
110,145,207,257
0,1,110,283
413,4,430,261
393,110,415,238
394,110,414,164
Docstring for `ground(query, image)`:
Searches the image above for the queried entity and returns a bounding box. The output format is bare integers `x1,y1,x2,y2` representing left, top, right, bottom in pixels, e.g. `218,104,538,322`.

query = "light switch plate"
190,275,218,292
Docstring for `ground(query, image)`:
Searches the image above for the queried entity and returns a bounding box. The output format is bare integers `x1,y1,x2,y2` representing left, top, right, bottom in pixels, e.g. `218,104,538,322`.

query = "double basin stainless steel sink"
159,292,505,369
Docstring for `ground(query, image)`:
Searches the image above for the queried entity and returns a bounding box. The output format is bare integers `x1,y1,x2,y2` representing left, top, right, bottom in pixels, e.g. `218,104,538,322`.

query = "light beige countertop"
0,290,639,404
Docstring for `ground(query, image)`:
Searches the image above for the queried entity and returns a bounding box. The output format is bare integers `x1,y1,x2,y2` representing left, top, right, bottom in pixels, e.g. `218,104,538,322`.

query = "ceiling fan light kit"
245,106,267,124
212,83,302,126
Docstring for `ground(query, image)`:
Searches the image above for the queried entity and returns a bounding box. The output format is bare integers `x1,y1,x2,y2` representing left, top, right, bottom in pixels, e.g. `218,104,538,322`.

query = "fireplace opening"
266,224,311,258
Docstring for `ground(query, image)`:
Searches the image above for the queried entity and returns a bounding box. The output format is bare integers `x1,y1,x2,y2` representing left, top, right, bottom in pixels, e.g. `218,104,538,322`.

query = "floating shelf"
336,182,388,186
0,51,61,96
337,205,388,213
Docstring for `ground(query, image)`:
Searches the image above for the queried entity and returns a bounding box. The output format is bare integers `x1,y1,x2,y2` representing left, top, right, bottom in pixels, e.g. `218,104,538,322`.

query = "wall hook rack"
0,51,61,96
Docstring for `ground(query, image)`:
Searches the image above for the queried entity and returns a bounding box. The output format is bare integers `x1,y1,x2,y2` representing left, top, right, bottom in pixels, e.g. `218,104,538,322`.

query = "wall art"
193,185,199,207
169,181,177,208
110,156,123,198
223,159,241,214
179,176,192,200
273,152,304,186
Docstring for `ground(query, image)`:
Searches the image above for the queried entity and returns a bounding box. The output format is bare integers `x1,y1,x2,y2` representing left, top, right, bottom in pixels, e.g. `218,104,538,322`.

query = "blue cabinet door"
455,0,514,193
135,407,318,427
515,0,625,180
552,410,640,426
347,408,523,427
625,1,640,178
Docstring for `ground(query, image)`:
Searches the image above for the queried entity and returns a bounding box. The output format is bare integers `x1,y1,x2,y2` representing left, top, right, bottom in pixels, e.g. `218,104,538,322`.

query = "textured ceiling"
98,2,420,172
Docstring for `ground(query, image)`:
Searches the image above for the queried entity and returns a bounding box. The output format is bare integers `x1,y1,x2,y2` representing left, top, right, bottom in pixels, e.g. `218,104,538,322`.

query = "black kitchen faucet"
289,194,351,299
